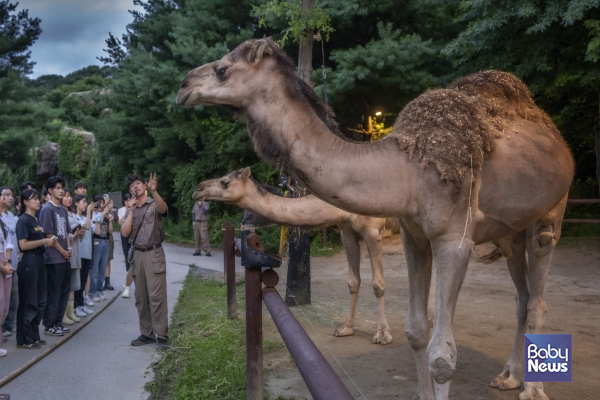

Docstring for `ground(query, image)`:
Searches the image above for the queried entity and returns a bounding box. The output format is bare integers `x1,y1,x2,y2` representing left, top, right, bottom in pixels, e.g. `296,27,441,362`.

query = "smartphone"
72,224,82,232
50,235,58,241
103,194,109,201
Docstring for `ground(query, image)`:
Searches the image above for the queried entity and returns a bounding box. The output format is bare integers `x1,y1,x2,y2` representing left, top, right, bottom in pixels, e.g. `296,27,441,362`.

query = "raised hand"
147,173,158,192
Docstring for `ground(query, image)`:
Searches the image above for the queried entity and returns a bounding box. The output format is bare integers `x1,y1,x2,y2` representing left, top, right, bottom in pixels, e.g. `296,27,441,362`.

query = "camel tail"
477,247,503,264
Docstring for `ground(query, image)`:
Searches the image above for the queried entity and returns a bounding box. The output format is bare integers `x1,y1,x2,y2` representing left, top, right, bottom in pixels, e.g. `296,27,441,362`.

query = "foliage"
253,0,335,47
443,0,600,180
57,129,87,180
146,276,247,399
0,0,41,76
322,21,438,126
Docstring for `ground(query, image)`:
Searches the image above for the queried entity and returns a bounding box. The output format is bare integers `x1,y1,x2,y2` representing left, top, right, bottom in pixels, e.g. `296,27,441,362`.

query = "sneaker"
156,338,169,351
35,340,47,345
1,337,6,343
122,286,130,298
74,307,87,318
104,284,114,291
97,293,106,301
82,306,94,315
84,296,95,307
205,252,212,257
0,348,6,356
56,323,70,333
44,326,64,336
91,295,101,302
131,335,155,346
2,330,11,337
193,252,202,256
17,343,41,349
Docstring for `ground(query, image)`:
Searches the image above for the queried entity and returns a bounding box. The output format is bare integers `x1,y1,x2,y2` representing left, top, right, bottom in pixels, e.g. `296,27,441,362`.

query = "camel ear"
247,39,272,64
241,167,251,181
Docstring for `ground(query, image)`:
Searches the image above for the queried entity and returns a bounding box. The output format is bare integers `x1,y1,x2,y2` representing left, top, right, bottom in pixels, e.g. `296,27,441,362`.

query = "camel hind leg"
363,226,392,344
519,193,567,400
334,227,361,338
490,232,528,391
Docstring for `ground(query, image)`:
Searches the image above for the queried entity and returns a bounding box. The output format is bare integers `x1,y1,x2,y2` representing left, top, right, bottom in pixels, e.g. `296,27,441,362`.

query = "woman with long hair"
15,189,56,349
73,194,94,315
61,189,82,325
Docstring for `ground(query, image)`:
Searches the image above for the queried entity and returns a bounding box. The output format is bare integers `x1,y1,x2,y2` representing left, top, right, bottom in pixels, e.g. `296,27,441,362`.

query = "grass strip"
146,275,247,399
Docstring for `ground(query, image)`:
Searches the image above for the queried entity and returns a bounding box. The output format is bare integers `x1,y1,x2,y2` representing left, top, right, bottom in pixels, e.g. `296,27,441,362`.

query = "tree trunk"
297,0,314,85
597,91,600,198
285,0,314,306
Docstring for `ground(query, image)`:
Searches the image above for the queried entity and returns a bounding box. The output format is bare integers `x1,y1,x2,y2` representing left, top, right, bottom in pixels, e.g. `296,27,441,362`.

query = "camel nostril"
180,78,188,88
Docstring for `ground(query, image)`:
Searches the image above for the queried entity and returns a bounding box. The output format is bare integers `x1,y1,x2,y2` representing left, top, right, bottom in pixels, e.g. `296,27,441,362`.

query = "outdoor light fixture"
375,111,382,116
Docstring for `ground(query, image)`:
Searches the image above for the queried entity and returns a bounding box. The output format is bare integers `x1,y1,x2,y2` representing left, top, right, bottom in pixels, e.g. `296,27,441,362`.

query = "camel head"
192,167,252,202
177,38,293,109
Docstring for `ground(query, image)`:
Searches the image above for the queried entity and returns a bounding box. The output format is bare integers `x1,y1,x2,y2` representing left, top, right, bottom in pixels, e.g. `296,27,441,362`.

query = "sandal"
17,343,41,349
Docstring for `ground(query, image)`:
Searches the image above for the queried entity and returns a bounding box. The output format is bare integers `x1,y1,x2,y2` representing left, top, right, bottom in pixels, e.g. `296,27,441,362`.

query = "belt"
133,243,162,252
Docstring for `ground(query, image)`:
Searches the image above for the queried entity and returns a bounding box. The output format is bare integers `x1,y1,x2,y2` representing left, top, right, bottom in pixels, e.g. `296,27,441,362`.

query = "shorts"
108,235,114,261
70,268,81,291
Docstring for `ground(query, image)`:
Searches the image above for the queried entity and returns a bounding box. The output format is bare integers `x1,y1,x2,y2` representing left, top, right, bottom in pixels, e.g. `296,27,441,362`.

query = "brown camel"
194,167,396,344
176,39,574,400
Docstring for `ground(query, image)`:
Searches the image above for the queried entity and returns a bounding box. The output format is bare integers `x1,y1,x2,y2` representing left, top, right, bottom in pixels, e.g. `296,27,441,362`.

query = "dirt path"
263,236,600,399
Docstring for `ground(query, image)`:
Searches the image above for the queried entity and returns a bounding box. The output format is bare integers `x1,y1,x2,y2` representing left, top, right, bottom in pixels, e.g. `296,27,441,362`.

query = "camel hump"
390,70,562,188
447,70,560,135
391,88,496,185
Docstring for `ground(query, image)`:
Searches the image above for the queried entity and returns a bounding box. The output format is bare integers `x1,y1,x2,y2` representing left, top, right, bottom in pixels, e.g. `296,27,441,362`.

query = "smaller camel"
194,167,395,344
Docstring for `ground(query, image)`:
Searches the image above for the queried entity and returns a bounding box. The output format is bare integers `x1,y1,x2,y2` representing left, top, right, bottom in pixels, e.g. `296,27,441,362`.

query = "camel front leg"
363,227,392,344
490,232,528,391
402,225,434,400
334,228,361,338
428,237,473,400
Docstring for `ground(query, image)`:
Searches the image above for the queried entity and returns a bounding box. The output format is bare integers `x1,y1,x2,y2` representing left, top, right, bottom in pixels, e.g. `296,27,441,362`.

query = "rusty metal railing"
222,221,355,400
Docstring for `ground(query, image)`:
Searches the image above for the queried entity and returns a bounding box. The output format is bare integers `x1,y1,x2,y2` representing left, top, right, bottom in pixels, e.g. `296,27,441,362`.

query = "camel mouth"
176,89,193,107
192,190,205,200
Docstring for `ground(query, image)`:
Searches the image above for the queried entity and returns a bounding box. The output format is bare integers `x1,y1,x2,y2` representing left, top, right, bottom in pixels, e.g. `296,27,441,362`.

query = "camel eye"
220,180,229,189
215,66,228,82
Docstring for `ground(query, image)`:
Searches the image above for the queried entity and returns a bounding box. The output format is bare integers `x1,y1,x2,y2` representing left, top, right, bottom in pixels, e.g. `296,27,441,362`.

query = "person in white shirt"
0,186,18,338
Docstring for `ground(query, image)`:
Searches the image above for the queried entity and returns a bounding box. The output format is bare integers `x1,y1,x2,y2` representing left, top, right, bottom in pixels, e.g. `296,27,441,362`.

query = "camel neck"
246,100,414,217
236,181,348,228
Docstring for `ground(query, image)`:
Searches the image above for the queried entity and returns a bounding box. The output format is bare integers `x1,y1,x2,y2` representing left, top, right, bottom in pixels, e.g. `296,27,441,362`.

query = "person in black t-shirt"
16,189,57,348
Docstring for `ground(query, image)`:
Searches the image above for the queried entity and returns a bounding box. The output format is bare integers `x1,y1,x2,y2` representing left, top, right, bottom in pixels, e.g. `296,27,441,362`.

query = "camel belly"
474,120,573,243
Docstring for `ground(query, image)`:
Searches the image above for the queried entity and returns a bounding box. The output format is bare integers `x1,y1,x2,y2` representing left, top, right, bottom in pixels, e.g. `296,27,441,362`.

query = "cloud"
18,0,145,77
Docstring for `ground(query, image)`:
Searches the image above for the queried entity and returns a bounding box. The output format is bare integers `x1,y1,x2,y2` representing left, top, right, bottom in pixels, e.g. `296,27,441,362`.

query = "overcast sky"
19,0,145,78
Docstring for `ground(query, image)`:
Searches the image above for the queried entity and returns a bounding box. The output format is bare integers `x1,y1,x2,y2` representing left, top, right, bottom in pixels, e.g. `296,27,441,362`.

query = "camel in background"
194,167,398,344
177,38,574,400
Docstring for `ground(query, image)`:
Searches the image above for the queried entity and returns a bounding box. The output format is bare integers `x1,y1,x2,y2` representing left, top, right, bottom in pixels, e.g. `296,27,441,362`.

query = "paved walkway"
0,233,242,399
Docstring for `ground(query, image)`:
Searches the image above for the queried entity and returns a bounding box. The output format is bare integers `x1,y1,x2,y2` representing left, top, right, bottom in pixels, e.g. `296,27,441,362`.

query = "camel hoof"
490,374,520,390
519,383,548,400
334,326,354,337
372,331,393,345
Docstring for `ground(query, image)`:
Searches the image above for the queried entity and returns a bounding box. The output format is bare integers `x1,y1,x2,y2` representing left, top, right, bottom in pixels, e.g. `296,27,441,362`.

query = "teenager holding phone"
73,194,94,315
62,189,84,324
89,195,113,302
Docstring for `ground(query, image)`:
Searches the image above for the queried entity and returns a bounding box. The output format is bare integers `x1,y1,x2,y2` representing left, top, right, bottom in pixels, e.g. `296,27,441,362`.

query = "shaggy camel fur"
177,39,574,400
194,167,395,344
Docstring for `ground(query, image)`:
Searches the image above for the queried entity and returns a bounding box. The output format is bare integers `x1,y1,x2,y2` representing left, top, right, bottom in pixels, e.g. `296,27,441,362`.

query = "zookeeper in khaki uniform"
121,173,169,350
192,200,211,256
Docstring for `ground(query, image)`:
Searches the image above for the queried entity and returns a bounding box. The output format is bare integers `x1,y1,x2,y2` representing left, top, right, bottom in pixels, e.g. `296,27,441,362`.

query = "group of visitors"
0,173,170,354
